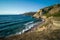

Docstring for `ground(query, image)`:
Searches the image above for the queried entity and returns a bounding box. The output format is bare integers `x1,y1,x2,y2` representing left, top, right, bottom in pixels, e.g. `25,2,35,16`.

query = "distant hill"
23,12,36,16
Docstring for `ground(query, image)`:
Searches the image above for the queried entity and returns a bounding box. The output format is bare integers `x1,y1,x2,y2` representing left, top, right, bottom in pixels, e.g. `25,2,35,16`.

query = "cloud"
0,10,19,14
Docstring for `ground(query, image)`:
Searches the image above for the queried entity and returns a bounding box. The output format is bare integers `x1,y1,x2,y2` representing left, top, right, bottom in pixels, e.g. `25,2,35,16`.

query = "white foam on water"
18,21,42,34
24,21,33,25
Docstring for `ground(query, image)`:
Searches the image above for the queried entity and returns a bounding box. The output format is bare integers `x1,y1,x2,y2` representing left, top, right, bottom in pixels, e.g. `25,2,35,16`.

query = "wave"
15,20,42,35
0,19,34,29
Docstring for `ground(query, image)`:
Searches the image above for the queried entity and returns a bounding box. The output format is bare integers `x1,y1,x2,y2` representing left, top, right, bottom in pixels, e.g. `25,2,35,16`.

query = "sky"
0,0,60,15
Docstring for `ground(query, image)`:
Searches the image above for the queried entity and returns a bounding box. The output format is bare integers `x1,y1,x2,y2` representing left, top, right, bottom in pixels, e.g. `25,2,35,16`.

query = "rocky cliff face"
32,4,60,40
33,10,43,18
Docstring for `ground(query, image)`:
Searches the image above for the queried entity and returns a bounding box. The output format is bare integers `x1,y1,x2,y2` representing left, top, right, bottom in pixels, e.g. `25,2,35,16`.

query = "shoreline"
26,19,44,33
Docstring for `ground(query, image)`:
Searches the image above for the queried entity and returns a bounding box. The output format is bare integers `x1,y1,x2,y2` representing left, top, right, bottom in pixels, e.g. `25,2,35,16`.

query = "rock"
33,10,43,18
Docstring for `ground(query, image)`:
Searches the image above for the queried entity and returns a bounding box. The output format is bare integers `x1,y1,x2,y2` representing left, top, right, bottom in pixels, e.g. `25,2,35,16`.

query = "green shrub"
43,12,60,18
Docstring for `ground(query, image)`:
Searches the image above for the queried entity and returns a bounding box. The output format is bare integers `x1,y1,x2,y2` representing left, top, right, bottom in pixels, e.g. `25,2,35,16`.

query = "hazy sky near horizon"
0,0,60,15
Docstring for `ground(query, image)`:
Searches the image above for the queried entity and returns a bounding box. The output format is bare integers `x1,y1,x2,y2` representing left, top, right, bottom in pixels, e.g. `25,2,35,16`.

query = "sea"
0,15,42,38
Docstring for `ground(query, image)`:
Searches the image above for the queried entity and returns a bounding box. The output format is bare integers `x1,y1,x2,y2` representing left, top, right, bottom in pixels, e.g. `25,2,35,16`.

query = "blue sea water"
0,15,42,38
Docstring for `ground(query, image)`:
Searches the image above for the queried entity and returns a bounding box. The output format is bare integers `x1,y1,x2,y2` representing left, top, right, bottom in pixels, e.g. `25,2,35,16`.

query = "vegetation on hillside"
43,12,60,18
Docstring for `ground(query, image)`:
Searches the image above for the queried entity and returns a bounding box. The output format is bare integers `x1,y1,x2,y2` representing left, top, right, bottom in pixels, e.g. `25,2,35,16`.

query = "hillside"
33,4,60,18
